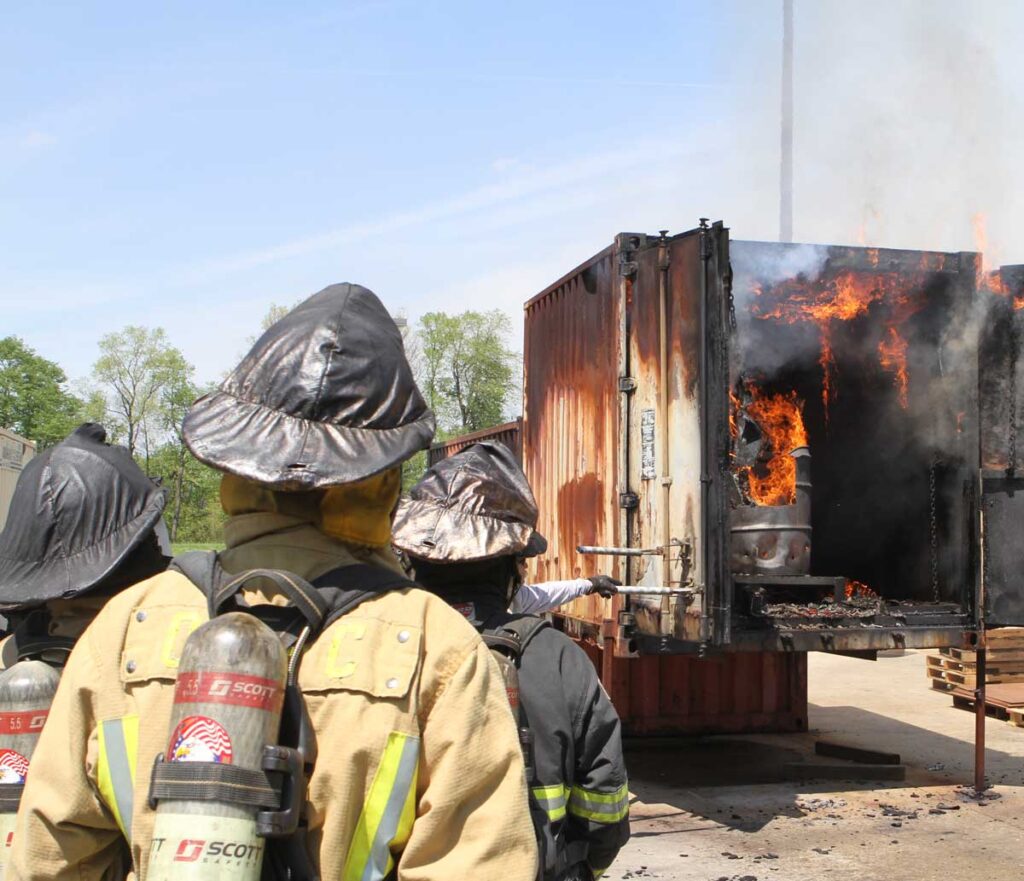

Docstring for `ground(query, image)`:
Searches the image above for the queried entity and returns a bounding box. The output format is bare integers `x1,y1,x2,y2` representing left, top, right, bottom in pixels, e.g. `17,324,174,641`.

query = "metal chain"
929,459,940,603
1009,315,1019,473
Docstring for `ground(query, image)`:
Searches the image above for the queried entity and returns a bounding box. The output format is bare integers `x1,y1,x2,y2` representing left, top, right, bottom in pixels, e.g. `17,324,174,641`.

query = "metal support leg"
974,646,987,794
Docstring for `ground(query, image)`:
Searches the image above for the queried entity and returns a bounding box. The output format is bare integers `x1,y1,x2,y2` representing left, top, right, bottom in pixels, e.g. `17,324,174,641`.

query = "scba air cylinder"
148,613,287,881
0,661,61,877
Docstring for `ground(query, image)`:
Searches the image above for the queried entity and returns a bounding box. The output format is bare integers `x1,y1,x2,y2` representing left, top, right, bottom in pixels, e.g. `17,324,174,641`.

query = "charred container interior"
728,241,978,649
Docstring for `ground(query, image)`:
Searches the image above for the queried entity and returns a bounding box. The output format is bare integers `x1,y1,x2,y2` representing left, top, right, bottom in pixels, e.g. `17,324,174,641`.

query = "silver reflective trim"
361,735,419,881
101,719,135,844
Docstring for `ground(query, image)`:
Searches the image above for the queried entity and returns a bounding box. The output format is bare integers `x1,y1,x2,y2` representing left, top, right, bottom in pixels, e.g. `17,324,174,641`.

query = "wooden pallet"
926,640,1024,689
950,684,1024,722
937,639,1024,659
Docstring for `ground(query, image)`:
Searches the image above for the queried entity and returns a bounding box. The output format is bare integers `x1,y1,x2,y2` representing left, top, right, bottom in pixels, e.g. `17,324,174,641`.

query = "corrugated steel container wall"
0,428,36,532
426,420,522,467
523,245,625,628
576,639,807,735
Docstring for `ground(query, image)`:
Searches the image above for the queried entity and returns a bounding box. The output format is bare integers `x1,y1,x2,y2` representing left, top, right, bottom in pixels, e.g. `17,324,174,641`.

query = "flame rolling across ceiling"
750,270,928,413
734,384,808,506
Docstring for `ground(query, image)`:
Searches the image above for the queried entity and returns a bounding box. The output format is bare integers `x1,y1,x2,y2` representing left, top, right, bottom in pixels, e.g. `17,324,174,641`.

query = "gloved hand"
587,575,621,598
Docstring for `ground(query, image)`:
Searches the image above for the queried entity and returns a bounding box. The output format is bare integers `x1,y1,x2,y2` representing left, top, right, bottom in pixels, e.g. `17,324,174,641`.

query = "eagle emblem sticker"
0,749,30,784
168,715,233,764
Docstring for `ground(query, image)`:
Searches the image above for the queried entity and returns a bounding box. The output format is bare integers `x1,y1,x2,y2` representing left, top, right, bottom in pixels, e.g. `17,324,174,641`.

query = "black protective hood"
0,424,169,610
393,441,548,563
183,283,436,490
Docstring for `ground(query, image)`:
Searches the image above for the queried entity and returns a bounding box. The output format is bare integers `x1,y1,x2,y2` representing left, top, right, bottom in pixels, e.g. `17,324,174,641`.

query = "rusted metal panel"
0,428,35,533
523,243,624,636
574,638,807,735
426,419,522,467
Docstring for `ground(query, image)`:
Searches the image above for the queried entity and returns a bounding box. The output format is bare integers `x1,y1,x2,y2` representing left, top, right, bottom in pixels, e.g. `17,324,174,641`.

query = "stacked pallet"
926,628,1024,692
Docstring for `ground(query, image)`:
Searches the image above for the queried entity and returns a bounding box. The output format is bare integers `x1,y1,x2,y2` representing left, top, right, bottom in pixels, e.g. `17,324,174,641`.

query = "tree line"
0,308,520,545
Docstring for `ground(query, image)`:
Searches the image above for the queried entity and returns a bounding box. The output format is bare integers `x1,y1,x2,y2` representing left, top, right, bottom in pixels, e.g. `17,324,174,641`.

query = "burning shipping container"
523,221,1020,671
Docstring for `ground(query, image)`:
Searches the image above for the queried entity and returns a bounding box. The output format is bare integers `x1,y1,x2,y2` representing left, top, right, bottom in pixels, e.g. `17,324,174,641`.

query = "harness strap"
0,784,24,812
148,757,282,808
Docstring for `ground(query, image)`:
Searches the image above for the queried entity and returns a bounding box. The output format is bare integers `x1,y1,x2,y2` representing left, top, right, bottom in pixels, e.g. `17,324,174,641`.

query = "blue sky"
3,1,1022,385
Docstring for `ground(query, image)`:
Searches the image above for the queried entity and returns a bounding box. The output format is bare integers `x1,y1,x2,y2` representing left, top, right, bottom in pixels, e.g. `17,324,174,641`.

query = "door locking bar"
577,544,664,557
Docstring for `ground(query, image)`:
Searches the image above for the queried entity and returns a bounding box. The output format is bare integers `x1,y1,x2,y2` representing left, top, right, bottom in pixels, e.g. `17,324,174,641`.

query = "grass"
171,542,223,556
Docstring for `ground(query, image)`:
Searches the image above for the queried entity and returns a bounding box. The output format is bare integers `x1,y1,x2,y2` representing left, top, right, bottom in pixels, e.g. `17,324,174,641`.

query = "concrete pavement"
610,650,1024,880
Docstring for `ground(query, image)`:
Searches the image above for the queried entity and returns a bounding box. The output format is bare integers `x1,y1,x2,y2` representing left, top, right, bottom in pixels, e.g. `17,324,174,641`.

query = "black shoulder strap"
170,551,328,632
313,564,418,629
481,610,548,655
170,553,418,632
313,563,417,594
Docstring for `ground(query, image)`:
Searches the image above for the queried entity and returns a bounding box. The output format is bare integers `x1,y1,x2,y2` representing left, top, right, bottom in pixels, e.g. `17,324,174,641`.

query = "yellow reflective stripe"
342,732,420,881
572,782,629,805
532,783,568,801
95,715,139,843
531,783,569,821
568,782,630,823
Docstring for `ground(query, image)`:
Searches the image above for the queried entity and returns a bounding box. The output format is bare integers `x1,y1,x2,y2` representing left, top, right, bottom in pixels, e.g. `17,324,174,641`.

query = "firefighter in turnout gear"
393,441,631,881
8,284,538,881
0,422,171,668
0,423,170,876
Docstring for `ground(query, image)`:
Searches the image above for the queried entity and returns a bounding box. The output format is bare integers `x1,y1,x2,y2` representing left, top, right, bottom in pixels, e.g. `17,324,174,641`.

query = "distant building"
0,428,36,532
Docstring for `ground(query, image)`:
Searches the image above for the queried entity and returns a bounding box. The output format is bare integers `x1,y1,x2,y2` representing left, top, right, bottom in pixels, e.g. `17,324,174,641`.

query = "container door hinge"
618,376,637,393
619,491,639,510
699,217,714,260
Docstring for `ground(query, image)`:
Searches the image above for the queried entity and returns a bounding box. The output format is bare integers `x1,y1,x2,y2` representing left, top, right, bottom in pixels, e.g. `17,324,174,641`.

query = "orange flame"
845,580,878,600
877,326,909,408
736,385,808,506
753,270,925,411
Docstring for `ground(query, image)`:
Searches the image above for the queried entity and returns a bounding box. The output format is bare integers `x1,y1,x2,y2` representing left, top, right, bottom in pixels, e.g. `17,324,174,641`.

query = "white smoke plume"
727,0,1023,262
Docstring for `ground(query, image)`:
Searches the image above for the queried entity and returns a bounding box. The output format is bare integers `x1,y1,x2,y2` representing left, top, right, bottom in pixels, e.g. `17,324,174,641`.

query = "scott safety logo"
0,749,30,784
174,840,205,862
152,836,264,864
168,715,233,764
174,671,283,712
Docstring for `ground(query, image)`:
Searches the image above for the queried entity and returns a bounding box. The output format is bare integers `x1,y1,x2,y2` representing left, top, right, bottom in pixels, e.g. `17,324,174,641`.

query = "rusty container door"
623,223,732,648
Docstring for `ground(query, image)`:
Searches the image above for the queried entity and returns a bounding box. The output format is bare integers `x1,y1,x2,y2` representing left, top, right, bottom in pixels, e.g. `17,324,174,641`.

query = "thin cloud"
20,130,57,149
184,133,696,280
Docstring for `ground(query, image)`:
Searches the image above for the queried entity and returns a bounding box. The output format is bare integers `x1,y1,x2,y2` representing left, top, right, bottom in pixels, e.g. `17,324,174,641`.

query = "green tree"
0,336,83,447
92,327,190,468
416,310,519,434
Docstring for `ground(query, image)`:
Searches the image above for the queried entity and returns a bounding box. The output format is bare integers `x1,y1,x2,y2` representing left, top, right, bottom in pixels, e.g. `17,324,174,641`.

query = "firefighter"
393,441,631,881
8,284,538,881
0,423,170,667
